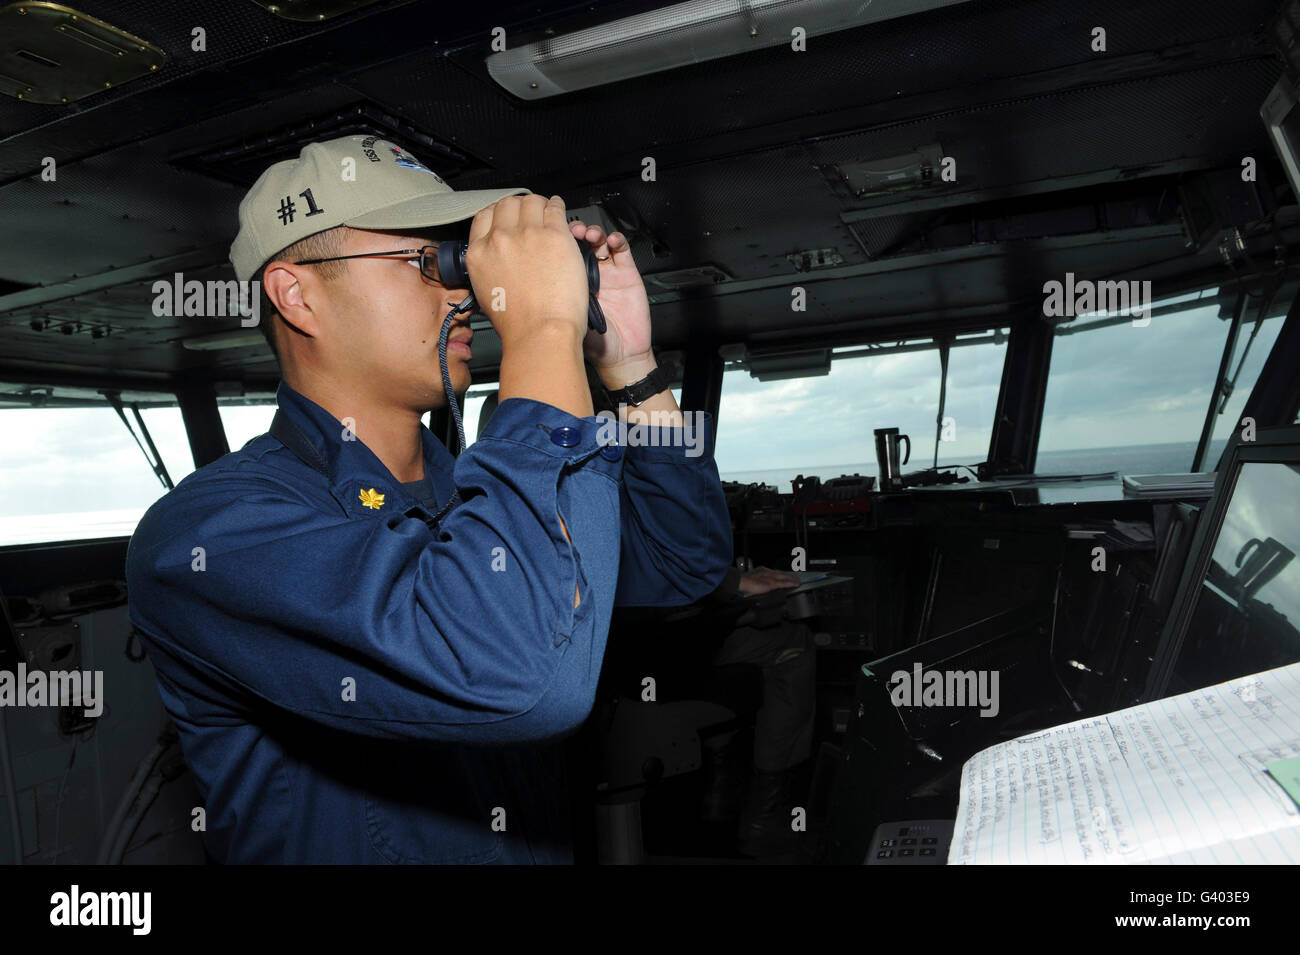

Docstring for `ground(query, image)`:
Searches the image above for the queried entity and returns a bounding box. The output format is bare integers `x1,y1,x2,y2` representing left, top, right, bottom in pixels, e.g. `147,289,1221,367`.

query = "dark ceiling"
0,0,1293,393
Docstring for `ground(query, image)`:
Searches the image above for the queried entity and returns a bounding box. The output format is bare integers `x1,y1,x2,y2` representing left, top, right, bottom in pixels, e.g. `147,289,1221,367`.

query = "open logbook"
949,662,1300,864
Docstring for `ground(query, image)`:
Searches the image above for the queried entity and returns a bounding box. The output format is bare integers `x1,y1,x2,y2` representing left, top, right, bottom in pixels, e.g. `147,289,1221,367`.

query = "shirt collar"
270,381,456,518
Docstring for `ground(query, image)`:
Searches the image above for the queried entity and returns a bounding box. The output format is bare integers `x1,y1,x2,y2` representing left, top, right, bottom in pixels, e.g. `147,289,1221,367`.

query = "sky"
712,301,1284,475
0,296,1288,545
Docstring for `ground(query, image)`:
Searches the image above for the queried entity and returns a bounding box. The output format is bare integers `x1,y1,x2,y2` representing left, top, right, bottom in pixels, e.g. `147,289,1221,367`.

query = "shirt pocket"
363,744,504,864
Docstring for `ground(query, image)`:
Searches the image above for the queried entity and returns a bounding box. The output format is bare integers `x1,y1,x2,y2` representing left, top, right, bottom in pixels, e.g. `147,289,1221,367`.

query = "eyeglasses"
293,245,443,284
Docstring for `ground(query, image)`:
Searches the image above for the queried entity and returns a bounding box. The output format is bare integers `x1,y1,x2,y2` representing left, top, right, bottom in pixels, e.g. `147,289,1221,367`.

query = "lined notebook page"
949,662,1300,864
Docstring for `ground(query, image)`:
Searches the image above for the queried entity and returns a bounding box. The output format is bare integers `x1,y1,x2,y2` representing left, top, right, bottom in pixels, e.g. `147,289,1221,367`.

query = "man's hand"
467,195,588,345
737,567,800,597
472,195,593,419
569,218,683,424
567,219,654,378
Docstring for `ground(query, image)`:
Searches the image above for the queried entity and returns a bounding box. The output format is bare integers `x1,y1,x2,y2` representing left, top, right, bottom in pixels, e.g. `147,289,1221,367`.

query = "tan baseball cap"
229,135,530,282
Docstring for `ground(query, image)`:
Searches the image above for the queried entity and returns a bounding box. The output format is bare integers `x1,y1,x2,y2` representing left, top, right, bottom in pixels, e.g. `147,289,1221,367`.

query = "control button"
899,849,914,857
876,850,893,859
550,426,581,448
879,839,895,848
902,838,917,846
600,444,622,461
922,837,938,845
899,827,909,836
920,848,936,857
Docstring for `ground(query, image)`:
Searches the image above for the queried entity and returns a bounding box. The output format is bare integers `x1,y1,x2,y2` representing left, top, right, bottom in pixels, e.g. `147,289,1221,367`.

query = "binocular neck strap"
429,302,470,525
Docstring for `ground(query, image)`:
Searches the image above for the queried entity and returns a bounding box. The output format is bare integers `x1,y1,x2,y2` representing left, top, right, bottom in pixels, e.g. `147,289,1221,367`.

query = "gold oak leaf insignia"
359,488,385,510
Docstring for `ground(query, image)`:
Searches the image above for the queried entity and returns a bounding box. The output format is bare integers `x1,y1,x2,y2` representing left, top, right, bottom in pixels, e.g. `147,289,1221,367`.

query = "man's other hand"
566,219,653,373
737,567,800,597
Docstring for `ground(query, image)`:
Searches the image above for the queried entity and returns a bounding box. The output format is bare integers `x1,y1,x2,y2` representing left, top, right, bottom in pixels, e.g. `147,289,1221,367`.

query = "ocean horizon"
719,439,1230,492
2,439,1232,547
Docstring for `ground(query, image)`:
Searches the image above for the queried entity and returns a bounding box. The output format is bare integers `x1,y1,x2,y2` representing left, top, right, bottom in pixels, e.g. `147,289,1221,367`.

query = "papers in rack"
949,662,1300,864
1121,472,1217,497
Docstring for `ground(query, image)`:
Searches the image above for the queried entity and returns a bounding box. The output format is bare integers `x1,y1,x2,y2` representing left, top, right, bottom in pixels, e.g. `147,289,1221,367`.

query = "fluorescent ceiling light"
486,0,973,100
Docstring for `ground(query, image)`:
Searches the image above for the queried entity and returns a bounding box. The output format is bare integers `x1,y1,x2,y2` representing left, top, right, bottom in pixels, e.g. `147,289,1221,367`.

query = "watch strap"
603,364,671,407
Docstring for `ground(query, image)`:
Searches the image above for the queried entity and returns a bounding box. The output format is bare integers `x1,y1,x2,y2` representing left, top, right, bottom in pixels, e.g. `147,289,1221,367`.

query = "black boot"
736,768,798,858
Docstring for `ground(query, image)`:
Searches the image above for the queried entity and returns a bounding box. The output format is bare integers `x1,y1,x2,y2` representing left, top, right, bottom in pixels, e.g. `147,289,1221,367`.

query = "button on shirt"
125,382,732,863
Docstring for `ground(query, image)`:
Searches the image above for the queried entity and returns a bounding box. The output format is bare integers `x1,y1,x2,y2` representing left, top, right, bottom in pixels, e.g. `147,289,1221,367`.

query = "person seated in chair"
703,563,816,858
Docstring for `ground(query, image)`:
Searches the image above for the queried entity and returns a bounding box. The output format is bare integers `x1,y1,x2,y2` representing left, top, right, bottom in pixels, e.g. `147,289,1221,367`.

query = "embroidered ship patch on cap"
389,146,445,184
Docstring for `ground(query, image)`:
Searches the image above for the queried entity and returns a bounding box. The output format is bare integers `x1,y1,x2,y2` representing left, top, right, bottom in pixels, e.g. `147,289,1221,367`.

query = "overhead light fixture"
836,143,945,198
1262,75,1300,205
486,0,973,100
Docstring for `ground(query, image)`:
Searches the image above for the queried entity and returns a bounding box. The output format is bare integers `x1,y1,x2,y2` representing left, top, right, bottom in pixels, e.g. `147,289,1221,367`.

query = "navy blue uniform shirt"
125,381,731,863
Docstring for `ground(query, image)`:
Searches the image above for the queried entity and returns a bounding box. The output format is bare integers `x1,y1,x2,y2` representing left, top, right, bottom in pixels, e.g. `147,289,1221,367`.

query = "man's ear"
262,262,319,338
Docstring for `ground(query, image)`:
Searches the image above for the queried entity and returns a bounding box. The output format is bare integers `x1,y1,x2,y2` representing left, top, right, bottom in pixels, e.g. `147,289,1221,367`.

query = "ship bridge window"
218,397,277,451
0,385,197,546
218,386,506,451
1038,283,1294,475
1206,284,1295,456
459,386,495,447
715,328,1009,492
217,382,655,455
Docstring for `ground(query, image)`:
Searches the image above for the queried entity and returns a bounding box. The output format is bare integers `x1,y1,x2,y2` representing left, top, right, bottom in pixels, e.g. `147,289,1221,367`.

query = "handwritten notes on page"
949,662,1300,864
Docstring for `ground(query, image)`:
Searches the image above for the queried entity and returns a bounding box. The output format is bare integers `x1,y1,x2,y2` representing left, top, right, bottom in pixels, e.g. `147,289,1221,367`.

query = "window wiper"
1194,266,1287,471
1215,306,1266,416
933,336,951,469
102,391,174,491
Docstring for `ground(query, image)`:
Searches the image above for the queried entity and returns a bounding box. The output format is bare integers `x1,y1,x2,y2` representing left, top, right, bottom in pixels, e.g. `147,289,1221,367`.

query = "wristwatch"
602,364,671,407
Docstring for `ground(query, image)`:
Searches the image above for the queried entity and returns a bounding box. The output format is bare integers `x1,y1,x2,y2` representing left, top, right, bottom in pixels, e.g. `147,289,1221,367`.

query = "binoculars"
437,237,607,334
